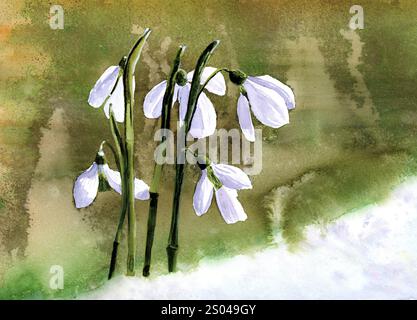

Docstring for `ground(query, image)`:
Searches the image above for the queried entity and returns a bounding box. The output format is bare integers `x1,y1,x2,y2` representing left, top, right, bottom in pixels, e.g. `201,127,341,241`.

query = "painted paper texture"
0,0,416,299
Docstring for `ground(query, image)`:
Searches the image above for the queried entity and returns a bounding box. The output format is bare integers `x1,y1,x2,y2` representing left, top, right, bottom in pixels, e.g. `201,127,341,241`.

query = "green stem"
167,40,220,273
102,139,122,173
184,40,220,132
142,191,158,277
107,111,127,279
143,46,186,277
167,163,185,272
123,29,151,276
108,185,127,279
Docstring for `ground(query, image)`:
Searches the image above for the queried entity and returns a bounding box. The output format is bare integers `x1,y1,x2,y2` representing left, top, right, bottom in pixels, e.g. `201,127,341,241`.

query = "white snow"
85,178,417,300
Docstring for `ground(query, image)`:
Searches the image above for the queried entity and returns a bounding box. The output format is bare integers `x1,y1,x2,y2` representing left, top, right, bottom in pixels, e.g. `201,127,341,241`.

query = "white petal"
215,186,247,224
193,169,214,216
104,79,125,122
88,66,120,108
103,165,150,200
211,163,252,190
134,179,150,200
189,91,217,139
187,67,226,96
248,75,295,110
73,163,99,208
237,94,255,142
143,81,167,118
178,84,190,125
172,84,180,106
102,164,122,194
244,79,289,128
178,84,217,137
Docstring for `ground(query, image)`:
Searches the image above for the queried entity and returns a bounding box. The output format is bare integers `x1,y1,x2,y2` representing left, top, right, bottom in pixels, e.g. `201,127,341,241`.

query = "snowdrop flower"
88,65,128,123
193,162,252,224
143,67,226,138
73,150,149,208
229,70,295,142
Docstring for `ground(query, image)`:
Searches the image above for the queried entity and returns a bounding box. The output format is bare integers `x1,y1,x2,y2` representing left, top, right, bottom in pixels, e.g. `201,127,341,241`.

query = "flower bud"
228,69,247,86
175,69,188,86
95,150,106,165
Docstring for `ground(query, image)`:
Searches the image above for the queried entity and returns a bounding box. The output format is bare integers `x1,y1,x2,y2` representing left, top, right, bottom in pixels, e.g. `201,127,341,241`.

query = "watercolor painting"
0,0,417,300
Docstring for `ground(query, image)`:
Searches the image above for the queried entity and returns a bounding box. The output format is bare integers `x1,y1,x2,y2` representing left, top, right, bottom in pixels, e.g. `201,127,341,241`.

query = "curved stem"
107,110,127,279
101,140,121,172
101,67,125,279
184,40,220,133
108,109,125,163
197,67,229,98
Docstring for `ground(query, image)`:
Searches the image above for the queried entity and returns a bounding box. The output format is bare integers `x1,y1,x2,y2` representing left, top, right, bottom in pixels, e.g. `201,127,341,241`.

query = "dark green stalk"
123,29,151,276
143,46,186,277
167,40,220,273
108,188,127,279
142,191,158,277
166,162,185,272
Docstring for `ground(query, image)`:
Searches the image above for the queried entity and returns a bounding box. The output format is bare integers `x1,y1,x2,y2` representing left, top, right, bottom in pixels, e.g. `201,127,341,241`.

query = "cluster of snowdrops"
72,29,295,278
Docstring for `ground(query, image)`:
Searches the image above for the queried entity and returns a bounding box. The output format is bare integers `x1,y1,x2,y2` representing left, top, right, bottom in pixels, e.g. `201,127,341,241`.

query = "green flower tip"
95,150,106,165
229,69,247,86
175,69,188,86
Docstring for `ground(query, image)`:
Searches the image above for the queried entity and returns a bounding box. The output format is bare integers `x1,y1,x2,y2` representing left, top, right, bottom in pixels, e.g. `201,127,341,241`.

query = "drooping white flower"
215,186,247,224
88,66,126,123
143,67,226,138
234,73,295,142
73,152,149,209
193,162,252,224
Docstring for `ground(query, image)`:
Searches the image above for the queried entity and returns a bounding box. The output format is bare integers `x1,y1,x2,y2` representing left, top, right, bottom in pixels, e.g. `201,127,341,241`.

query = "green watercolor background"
0,0,416,298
